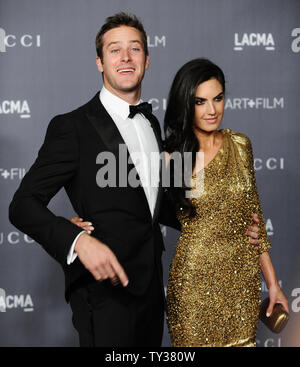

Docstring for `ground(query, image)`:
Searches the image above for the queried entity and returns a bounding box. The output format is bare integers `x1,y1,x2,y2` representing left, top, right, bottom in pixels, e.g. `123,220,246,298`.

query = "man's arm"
9,114,129,286
9,115,83,265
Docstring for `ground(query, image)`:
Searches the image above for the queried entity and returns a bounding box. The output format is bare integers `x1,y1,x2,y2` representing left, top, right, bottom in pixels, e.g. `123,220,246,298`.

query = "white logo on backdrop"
0,231,35,245
0,100,31,118
0,168,26,180
0,288,34,312
291,288,300,312
256,338,282,347
225,97,284,110
0,288,6,312
254,158,284,171
234,33,275,51
291,28,300,53
147,35,166,47
0,28,41,52
146,98,167,112
265,219,274,236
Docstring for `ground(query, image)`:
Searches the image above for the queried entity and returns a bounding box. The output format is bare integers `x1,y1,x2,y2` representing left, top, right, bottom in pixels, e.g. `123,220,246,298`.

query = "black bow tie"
128,102,152,119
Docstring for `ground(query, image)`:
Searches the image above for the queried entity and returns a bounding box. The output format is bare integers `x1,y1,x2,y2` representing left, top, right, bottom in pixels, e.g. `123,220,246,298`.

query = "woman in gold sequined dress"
164,59,289,347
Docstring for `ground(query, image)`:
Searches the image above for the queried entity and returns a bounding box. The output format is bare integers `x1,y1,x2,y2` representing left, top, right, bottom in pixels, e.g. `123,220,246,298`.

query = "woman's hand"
245,213,260,250
70,216,94,234
267,284,289,317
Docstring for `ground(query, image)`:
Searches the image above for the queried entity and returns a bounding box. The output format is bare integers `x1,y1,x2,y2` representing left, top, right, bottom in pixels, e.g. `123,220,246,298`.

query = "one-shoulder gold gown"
167,129,271,347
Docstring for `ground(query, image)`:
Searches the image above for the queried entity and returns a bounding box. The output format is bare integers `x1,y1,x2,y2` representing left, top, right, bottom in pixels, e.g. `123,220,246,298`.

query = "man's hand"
74,233,129,287
246,213,260,251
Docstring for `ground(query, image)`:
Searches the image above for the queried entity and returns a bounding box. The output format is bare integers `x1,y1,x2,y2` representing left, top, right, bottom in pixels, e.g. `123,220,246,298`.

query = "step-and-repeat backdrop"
0,0,299,347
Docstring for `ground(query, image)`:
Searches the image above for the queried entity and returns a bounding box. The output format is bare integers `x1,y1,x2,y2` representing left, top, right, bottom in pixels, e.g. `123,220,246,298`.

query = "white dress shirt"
67,86,160,264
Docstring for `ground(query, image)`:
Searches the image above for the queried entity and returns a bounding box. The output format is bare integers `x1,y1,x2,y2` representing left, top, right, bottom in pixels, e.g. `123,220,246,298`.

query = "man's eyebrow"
129,40,142,44
106,40,142,48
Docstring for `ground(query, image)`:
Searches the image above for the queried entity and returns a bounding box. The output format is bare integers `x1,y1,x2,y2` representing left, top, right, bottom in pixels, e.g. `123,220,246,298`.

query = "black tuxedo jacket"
9,92,180,301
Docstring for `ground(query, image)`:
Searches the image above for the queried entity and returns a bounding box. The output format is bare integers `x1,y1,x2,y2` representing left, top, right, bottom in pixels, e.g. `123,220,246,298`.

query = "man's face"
96,26,149,98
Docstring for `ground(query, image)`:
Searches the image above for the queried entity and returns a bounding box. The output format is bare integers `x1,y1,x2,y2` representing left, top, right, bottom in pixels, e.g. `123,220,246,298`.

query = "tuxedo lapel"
86,93,126,158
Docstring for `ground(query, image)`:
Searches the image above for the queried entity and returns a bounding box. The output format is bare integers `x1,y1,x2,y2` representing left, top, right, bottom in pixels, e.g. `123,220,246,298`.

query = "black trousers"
69,269,165,347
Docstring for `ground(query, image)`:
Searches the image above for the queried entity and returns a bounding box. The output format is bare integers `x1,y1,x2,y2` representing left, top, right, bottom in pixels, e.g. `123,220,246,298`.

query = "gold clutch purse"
259,297,289,334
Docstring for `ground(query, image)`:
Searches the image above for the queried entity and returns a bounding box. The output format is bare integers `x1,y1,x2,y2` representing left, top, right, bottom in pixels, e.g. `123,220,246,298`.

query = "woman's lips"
204,117,218,124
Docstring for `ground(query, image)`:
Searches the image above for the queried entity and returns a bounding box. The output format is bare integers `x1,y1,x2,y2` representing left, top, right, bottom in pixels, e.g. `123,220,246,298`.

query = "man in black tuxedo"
9,12,261,347
9,12,171,347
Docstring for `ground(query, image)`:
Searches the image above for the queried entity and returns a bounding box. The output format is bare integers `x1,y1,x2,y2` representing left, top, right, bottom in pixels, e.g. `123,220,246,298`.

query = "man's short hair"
95,12,149,59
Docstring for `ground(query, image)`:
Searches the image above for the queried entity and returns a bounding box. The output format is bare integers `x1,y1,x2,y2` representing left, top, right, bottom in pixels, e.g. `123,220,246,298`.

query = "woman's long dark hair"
164,58,226,216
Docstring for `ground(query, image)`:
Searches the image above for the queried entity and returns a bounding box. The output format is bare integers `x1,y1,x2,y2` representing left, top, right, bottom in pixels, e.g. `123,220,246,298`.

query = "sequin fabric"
166,129,271,347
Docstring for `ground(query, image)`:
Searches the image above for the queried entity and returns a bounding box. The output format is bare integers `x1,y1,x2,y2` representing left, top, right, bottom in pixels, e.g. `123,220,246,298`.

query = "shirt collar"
99,86,141,120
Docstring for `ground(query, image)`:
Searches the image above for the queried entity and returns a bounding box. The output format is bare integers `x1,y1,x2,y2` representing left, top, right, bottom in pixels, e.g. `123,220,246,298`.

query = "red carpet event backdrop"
0,0,299,347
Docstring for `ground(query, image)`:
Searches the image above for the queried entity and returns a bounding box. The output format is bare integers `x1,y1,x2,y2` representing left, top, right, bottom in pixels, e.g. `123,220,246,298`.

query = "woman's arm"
260,251,289,315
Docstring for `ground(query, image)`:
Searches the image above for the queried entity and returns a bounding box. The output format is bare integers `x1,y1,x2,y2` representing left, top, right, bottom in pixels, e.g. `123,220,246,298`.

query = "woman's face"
193,78,225,133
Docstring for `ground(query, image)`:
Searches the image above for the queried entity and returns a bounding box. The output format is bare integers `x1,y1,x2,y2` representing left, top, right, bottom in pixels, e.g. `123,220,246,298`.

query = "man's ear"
145,54,150,71
96,56,104,73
